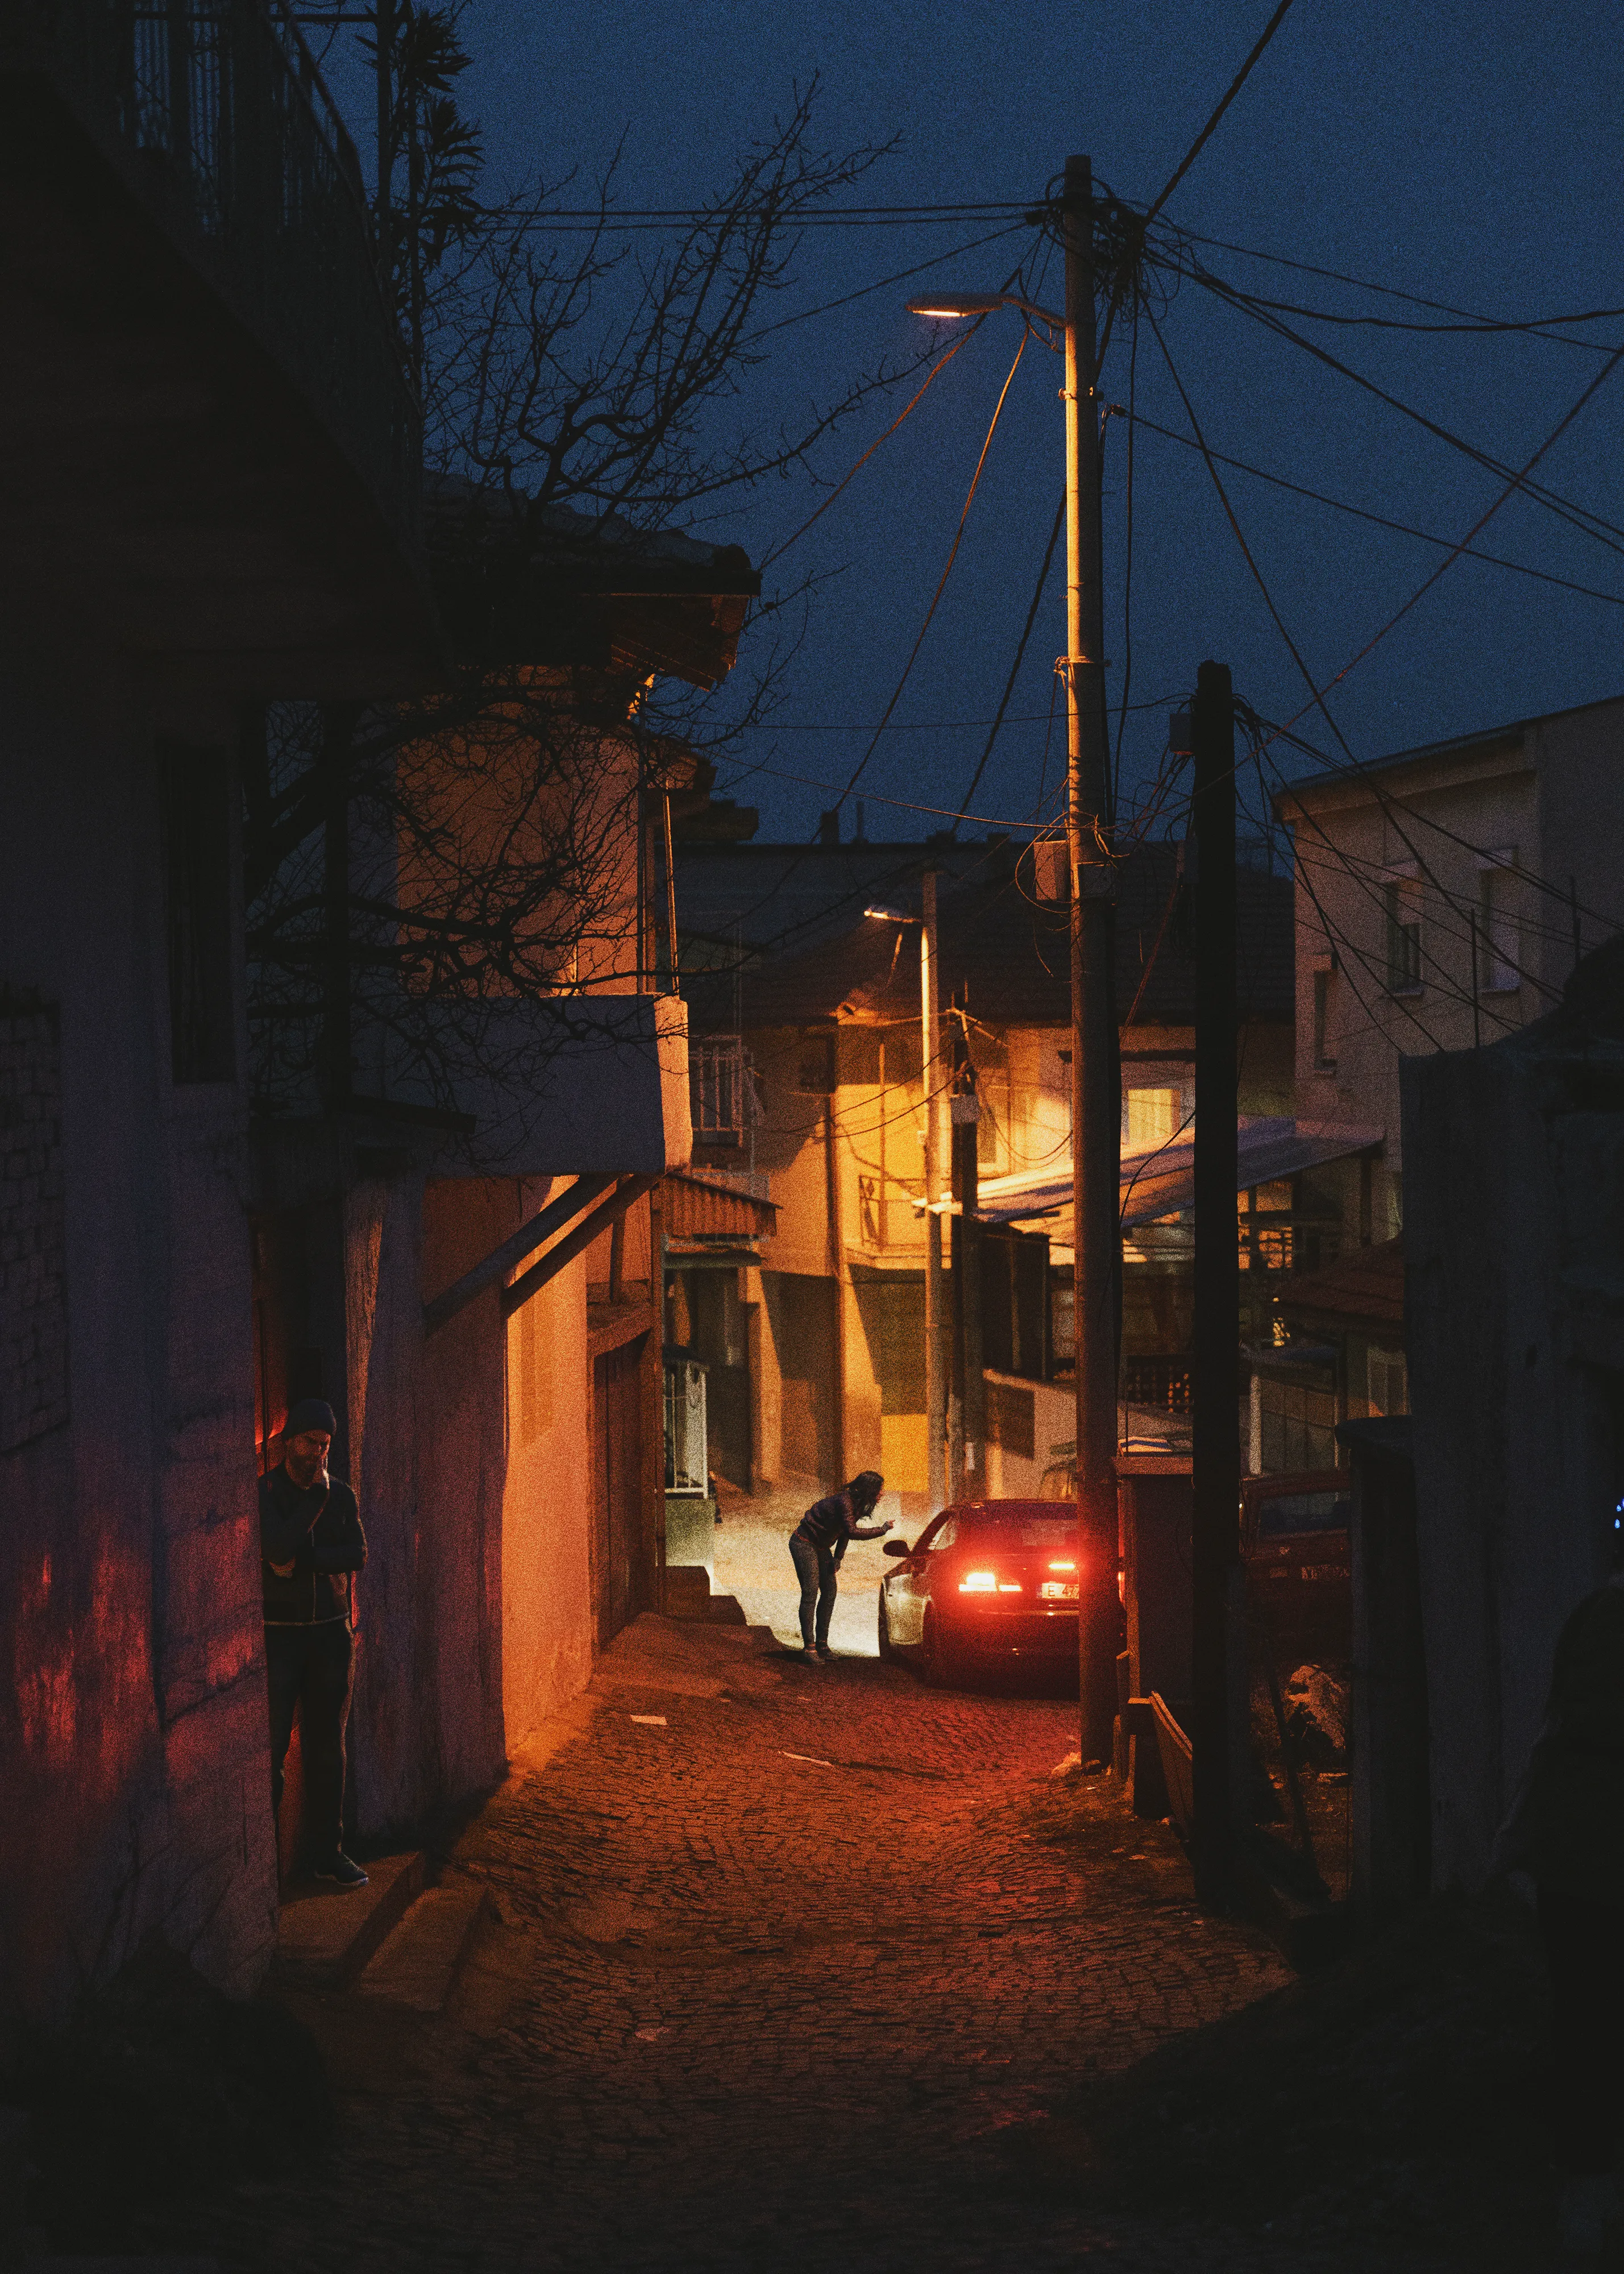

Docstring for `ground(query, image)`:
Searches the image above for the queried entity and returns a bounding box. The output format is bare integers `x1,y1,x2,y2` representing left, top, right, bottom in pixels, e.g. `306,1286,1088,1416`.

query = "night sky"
326,1,1624,846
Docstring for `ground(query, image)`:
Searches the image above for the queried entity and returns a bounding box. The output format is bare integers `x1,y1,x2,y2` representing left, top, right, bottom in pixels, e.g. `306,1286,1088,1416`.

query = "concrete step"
663,1565,712,1619
354,1881,493,2014
271,1851,426,1993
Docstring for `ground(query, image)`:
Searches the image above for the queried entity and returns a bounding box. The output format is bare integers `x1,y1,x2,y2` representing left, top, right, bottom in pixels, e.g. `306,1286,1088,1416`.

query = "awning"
977,1117,1383,1231
664,1169,776,1242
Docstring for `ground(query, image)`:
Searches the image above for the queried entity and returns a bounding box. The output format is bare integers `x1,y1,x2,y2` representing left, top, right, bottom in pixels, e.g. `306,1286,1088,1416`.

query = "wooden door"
592,1337,646,1648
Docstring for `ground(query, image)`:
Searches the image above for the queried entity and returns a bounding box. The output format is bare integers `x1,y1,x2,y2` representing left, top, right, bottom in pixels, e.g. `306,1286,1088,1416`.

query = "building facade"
1266,694,1624,1469
1,0,437,2027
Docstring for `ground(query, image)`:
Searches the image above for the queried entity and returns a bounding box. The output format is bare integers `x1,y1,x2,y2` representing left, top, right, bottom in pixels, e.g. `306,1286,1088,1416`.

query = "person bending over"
789,1470,889,1661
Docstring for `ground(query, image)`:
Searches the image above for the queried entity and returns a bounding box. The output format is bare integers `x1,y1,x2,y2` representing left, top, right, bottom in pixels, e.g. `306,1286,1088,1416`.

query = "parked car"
1241,1469,1352,1666
877,1499,1083,1683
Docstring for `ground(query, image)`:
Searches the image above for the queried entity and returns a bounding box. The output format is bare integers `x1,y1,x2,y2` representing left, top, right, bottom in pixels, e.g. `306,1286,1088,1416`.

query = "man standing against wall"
260,1397,369,1888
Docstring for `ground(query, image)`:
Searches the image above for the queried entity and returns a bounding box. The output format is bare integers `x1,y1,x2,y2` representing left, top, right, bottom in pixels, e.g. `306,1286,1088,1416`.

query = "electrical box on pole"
1190,658,1239,1904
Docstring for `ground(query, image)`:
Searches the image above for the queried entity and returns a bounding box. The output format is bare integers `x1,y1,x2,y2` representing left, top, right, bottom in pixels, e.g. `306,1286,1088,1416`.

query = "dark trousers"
790,1533,837,1649
1538,1882,1624,2176
266,1621,354,1864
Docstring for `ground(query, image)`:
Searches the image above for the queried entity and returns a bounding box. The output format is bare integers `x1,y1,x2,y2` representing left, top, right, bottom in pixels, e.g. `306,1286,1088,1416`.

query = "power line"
745,225,1027,343
514,201,1035,234
1252,706,1624,941
1129,410,1624,609
1151,301,1624,1012
1148,298,1624,879
1183,267,1624,560
699,757,1052,835
951,489,1066,830
1178,277,1624,348
1112,304,1144,812
1141,0,1301,227
1168,223,1624,343
1261,335,1624,730
808,323,1032,819
707,692,1181,735
1247,742,1452,1059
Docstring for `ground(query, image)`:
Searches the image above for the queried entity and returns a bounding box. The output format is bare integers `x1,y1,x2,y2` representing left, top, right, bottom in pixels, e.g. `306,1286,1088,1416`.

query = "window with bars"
690,1035,751,1146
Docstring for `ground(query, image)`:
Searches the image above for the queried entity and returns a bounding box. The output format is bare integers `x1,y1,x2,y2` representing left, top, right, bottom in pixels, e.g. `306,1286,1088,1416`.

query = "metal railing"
11,0,421,545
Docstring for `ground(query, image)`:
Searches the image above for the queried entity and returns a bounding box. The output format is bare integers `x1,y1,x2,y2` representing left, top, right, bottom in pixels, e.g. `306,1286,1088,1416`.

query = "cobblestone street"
145,1542,1568,2273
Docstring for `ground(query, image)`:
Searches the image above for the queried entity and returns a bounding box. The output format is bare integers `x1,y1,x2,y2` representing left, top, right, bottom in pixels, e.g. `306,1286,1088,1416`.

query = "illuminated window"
1125,1086,1181,1150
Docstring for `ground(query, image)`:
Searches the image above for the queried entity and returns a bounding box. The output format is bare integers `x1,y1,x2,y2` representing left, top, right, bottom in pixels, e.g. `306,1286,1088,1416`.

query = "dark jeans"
1538,1882,1624,2176
266,1621,354,1864
790,1533,837,1649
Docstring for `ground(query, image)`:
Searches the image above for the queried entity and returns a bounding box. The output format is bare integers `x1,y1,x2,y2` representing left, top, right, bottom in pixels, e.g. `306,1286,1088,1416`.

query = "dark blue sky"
329,1,1624,844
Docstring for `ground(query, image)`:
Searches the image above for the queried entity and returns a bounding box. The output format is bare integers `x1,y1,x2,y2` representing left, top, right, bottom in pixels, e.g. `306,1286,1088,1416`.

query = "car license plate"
1040,1581,1079,1601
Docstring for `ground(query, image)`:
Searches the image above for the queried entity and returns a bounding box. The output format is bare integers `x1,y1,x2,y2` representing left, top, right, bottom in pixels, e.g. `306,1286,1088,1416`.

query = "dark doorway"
771,1272,839,1488
592,1337,646,1648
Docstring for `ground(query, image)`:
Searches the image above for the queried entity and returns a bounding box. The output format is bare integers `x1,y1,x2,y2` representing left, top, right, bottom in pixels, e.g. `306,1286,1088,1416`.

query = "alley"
167,1608,1310,2273
118,1594,1581,2274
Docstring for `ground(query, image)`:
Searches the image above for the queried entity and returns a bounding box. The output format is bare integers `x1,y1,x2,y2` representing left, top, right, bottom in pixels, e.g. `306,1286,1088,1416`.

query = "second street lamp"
906,153,1120,1766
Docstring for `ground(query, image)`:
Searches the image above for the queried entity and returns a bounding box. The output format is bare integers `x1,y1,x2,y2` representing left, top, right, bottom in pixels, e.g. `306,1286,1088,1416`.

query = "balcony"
0,0,440,692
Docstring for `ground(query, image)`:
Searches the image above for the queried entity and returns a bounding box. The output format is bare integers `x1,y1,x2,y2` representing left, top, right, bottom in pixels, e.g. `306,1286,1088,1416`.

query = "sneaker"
799,1644,823,1664
816,1646,836,1662
312,1853,369,1890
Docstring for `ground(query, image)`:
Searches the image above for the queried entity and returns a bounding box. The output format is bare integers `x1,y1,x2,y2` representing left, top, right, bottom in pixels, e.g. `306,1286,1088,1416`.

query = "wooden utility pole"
949,1002,985,1500
922,869,947,1511
1190,658,1239,1903
1064,154,1120,1766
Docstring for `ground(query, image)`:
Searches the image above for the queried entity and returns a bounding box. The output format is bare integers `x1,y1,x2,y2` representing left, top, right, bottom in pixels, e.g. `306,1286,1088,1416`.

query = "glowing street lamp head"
906,294,1008,320
864,904,915,924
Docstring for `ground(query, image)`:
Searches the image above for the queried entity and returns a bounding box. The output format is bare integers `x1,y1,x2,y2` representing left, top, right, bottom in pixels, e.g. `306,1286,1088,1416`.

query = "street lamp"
907,155,1120,1765
865,888,948,1511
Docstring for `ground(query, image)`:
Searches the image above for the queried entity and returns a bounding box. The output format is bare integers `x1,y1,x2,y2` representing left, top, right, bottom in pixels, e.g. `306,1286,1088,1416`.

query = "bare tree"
247,17,913,1137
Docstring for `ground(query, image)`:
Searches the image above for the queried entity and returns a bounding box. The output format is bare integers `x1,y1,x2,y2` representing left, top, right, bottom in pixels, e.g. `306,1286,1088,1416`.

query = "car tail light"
959,1570,997,1593
1048,1560,1077,1572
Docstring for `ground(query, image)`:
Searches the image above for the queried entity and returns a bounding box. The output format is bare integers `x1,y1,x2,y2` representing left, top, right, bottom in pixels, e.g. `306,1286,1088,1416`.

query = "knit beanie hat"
285,1398,337,1439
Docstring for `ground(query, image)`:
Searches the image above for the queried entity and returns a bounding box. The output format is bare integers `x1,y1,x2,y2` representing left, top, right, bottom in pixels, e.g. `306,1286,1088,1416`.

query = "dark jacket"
793,1489,886,1560
260,1464,367,1626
